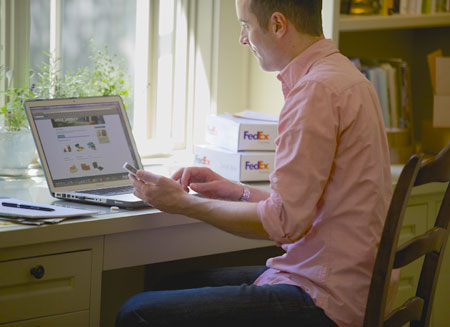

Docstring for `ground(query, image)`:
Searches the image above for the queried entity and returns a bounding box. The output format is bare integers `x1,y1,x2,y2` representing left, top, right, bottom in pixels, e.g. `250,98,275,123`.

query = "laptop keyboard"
82,185,135,196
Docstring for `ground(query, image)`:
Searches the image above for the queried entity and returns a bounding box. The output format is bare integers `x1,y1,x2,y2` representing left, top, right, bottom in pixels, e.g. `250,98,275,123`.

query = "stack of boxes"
431,56,450,127
422,51,450,154
194,114,278,182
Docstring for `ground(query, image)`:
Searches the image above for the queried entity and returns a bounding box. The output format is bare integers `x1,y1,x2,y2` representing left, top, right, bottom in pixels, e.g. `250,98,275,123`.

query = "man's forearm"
181,194,270,240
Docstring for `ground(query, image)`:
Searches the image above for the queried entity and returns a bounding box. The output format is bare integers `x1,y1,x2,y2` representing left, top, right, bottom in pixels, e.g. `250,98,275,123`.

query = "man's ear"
270,12,288,37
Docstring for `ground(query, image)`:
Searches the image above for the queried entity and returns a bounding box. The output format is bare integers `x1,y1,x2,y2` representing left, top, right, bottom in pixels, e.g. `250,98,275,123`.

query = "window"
133,0,220,156
2,0,224,158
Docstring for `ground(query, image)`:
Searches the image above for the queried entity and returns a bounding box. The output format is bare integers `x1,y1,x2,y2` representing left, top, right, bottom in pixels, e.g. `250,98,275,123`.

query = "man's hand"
171,167,243,201
130,170,189,214
129,168,269,240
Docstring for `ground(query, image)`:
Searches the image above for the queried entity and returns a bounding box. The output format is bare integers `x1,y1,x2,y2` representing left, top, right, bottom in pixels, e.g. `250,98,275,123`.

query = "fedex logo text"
245,161,269,170
207,125,218,136
194,155,211,165
243,130,269,140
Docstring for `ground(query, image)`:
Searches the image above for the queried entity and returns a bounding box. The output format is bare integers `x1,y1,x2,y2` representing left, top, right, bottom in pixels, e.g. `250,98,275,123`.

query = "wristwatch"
239,184,251,202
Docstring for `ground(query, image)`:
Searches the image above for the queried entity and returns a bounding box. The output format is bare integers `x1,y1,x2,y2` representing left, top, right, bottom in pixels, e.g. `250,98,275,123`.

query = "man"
116,0,392,326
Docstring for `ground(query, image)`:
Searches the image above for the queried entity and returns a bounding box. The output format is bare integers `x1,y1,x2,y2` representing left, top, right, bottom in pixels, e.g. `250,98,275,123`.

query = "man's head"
236,0,323,72
249,0,323,36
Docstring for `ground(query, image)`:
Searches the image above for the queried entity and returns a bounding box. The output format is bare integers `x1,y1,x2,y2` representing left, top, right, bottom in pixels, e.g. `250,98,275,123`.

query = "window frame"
0,0,31,96
133,0,222,157
1,0,247,159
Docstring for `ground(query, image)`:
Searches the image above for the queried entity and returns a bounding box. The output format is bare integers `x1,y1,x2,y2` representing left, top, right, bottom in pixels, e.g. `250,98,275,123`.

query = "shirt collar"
277,38,339,98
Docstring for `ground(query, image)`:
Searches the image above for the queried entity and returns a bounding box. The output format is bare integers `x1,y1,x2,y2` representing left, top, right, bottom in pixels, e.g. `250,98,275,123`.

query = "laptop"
24,96,147,209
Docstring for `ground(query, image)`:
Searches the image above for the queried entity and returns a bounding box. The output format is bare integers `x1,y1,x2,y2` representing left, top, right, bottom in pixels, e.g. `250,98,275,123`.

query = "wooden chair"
364,144,450,327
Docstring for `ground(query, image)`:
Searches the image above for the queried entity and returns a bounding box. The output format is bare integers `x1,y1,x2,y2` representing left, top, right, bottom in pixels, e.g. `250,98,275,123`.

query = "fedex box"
433,57,450,127
206,114,278,151
194,144,275,182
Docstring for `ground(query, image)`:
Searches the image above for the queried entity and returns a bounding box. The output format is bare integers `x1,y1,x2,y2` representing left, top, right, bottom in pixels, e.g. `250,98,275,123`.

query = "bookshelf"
340,12,450,31
329,5,450,152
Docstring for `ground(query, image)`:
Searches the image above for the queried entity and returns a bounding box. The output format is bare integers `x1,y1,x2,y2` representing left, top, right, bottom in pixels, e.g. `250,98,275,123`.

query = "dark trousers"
115,266,336,327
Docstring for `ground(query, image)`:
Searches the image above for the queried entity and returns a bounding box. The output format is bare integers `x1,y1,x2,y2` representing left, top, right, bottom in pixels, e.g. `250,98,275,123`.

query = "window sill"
142,151,195,178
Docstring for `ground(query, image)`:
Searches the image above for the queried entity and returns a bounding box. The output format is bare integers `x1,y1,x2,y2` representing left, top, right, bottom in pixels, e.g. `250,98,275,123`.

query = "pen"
2,202,55,212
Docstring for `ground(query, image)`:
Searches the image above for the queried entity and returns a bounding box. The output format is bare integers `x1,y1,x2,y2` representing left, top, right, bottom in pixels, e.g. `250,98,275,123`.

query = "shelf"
340,13,450,31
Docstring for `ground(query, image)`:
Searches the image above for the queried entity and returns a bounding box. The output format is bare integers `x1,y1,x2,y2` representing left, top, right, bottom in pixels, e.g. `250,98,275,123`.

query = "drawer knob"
30,265,45,279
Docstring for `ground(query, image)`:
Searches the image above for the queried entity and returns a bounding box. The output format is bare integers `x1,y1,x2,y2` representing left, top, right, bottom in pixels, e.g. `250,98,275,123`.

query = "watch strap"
239,184,251,202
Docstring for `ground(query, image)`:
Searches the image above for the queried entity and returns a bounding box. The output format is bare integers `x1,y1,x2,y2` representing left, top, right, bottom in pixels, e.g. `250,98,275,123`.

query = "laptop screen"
25,96,142,192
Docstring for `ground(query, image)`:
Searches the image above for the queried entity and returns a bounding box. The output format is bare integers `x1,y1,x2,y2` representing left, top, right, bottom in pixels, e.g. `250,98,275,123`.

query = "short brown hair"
249,0,323,36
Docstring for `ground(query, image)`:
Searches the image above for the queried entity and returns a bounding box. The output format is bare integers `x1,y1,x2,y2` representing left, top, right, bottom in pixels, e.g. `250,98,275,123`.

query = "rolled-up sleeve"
257,192,292,244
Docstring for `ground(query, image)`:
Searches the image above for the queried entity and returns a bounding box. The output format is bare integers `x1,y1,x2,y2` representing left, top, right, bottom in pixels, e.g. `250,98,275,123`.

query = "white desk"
1,172,449,327
0,177,273,326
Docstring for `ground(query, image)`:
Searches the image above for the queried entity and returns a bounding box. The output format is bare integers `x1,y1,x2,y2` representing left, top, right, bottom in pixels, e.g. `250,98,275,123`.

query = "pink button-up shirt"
255,39,392,327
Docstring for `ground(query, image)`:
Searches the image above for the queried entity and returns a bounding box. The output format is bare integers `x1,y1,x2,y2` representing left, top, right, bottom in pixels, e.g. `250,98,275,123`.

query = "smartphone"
123,162,139,179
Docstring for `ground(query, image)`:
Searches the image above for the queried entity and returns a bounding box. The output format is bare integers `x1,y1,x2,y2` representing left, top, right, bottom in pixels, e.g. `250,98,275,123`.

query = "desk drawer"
2,310,89,327
0,251,91,324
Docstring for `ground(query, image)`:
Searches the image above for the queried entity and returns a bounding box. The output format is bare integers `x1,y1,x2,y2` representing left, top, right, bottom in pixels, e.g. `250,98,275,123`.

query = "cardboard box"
433,95,450,127
206,114,278,151
436,57,450,96
389,144,415,164
386,128,412,148
386,128,414,164
421,120,450,155
431,55,450,127
194,145,275,182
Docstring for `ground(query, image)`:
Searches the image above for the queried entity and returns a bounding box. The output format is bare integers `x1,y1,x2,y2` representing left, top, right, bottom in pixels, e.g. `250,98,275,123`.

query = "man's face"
236,0,279,72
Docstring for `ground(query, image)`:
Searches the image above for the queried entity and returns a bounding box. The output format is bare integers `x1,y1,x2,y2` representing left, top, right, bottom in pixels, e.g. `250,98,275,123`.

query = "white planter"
0,129,36,172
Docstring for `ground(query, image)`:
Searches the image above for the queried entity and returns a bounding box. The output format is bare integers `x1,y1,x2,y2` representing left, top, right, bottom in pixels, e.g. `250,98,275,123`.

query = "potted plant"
0,43,131,177
34,43,131,111
0,68,37,175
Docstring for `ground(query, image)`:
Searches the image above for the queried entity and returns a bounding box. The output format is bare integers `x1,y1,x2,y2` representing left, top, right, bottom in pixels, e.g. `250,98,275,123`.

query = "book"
367,66,391,127
380,63,399,128
382,58,411,129
400,0,409,14
355,57,413,130
423,0,432,13
416,0,424,13
376,67,391,127
380,0,394,15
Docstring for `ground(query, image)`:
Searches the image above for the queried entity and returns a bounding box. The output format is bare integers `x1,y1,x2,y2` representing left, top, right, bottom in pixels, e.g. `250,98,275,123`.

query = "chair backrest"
408,144,450,327
364,144,450,327
364,153,423,327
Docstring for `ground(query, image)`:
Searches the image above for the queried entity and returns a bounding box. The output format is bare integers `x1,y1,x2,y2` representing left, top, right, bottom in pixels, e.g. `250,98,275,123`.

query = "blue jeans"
116,266,336,327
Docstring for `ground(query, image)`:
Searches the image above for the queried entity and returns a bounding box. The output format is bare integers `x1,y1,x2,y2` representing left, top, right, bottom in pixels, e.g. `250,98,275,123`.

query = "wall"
248,57,284,114
214,0,249,115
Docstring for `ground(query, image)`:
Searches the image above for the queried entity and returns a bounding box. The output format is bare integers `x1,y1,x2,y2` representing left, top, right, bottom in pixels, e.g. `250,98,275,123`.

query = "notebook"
24,96,147,209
